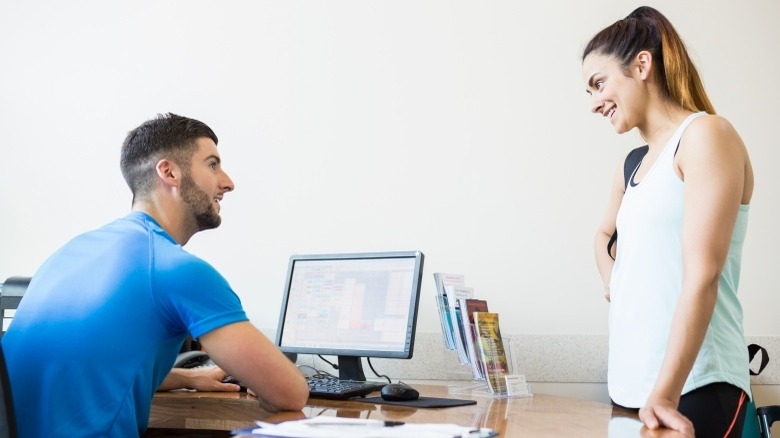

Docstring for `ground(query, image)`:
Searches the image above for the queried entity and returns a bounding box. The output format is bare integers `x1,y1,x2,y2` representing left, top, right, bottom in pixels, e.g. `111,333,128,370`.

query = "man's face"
180,138,235,231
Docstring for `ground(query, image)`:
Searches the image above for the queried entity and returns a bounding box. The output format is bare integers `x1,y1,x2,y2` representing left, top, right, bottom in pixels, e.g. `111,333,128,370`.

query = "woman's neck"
637,101,693,150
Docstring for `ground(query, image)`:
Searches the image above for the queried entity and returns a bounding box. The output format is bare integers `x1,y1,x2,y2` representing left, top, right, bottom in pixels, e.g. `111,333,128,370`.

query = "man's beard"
180,174,221,231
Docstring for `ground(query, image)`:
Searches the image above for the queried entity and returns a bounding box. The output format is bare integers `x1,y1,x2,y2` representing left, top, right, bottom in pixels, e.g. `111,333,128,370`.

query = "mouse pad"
352,396,477,408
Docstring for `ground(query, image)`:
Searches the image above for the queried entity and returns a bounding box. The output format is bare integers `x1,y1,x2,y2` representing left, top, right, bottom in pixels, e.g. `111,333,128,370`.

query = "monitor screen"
276,251,424,381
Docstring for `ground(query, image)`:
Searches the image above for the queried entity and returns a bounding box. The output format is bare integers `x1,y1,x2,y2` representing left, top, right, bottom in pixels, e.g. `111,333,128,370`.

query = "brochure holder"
443,336,532,399
432,272,530,399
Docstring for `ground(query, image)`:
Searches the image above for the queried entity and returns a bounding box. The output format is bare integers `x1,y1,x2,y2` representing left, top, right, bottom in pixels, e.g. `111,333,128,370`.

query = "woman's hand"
639,397,694,437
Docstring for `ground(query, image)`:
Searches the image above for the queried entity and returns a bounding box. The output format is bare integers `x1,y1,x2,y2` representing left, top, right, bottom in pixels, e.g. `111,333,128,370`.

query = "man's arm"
158,366,241,392
198,321,309,412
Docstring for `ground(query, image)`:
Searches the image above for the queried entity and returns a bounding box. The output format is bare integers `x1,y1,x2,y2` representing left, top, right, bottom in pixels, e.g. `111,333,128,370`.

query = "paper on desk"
237,416,497,438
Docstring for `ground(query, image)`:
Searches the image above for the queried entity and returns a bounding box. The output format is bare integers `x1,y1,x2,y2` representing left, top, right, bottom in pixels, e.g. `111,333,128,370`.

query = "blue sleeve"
153,253,248,339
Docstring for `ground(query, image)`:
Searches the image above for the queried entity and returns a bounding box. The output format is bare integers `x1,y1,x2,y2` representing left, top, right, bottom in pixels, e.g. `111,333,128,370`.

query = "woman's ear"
634,50,653,80
155,159,180,188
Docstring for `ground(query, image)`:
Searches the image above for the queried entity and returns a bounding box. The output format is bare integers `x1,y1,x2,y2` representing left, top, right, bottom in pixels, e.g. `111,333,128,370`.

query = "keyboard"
306,374,386,400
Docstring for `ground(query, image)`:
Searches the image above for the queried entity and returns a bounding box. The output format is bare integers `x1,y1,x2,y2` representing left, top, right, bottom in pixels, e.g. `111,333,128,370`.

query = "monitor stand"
337,356,367,381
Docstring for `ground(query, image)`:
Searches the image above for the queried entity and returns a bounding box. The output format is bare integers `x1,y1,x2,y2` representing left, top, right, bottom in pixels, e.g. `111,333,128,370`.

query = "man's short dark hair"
120,113,218,202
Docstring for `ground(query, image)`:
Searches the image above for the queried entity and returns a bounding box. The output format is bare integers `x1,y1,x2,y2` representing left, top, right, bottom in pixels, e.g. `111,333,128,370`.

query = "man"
2,113,309,437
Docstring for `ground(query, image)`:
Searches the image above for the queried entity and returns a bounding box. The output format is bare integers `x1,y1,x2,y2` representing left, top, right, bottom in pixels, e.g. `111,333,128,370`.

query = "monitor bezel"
275,250,424,361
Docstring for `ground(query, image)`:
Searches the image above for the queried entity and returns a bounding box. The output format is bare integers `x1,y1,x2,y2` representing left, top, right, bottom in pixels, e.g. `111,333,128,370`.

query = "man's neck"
132,200,196,246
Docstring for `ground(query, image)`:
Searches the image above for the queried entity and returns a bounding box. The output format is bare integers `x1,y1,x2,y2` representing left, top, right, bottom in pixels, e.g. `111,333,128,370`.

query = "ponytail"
583,6,716,115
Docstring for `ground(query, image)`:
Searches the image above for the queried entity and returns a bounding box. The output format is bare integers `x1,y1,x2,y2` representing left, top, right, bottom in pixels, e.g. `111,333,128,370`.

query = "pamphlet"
433,272,465,350
473,312,510,395
444,285,474,364
461,298,489,379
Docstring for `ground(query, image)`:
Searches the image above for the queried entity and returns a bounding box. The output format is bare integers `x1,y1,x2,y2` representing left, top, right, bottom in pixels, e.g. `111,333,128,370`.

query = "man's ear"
634,50,653,80
155,159,181,188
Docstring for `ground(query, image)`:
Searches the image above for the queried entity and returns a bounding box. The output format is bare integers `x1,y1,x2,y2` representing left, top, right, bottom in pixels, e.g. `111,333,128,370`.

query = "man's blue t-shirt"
2,212,248,437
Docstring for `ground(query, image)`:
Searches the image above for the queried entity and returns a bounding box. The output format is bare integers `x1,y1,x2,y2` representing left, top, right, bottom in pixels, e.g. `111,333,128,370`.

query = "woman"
582,6,753,437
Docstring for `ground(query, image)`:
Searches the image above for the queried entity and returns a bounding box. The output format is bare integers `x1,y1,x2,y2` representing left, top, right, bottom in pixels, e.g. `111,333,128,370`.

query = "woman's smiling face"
583,52,646,135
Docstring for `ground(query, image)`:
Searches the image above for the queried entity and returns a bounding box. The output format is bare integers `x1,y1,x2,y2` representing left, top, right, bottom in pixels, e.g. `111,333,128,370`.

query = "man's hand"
158,366,241,392
639,397,694,438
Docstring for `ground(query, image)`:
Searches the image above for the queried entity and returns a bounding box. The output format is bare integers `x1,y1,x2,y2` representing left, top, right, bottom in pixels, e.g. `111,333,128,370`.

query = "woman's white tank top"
608,111,750,407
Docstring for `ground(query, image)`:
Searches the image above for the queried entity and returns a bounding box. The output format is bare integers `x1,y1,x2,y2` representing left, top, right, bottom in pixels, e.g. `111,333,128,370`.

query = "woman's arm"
594,164,626,302
639,115,750,433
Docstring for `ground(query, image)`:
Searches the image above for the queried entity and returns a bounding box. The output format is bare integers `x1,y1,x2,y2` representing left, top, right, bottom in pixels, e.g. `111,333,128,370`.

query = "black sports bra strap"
624,145,649,188
607,145,650,259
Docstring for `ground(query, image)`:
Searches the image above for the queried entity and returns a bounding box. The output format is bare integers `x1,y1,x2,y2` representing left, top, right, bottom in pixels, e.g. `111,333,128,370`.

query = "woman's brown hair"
582,6,715,115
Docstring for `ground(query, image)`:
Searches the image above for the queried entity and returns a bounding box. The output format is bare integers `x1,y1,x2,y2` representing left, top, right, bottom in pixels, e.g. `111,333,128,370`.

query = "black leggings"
613,382,748,437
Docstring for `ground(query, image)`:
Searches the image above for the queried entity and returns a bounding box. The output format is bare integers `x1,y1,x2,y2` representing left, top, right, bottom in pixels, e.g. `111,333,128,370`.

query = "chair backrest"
747,344,775,438
758,405,780,438
0,344,17,438
0,277,30,337
746,400,762,438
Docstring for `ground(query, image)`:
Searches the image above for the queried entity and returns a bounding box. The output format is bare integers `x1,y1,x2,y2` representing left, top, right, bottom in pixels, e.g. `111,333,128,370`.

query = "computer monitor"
276,251,424,381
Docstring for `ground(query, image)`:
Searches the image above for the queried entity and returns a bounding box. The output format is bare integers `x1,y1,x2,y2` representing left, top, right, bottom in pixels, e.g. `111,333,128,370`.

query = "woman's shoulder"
678,113,747,169
681,113,742,151
686,113,738,138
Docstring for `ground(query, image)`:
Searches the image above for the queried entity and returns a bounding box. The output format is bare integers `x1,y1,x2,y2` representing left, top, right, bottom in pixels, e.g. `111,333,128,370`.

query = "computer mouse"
221,375,247,392
380,382,419,401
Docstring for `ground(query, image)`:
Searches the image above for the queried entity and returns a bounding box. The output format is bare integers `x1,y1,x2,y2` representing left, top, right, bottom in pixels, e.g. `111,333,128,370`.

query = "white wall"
1,1,779,340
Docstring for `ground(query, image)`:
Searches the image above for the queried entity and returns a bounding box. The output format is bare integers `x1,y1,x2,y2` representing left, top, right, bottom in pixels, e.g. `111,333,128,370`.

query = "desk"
148,384,685,437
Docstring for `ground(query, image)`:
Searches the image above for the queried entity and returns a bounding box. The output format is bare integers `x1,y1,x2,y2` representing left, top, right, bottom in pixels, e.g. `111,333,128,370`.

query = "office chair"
758,405,780,438
0,344,17,438
0,277,30,338
744,343,778,438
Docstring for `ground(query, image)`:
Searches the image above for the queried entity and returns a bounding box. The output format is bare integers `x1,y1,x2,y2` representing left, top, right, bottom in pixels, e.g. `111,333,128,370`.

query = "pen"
465,429,498,438
305,420,404,428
